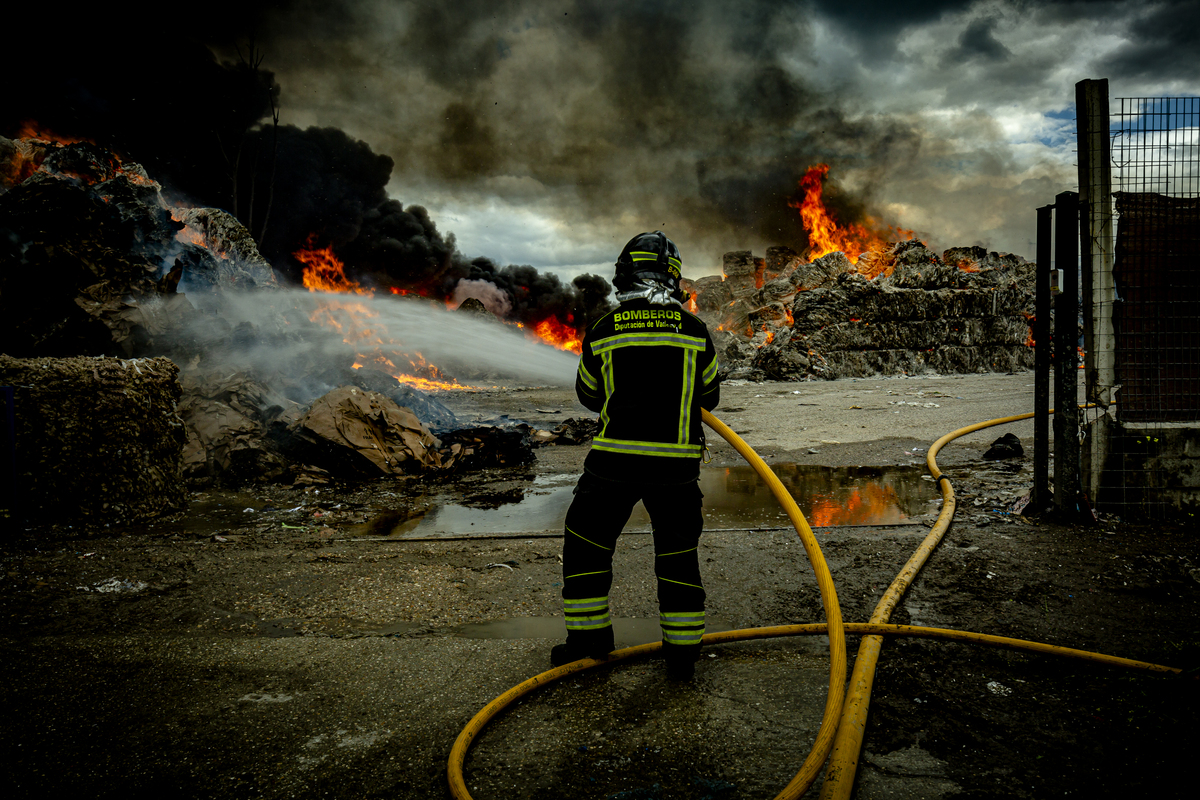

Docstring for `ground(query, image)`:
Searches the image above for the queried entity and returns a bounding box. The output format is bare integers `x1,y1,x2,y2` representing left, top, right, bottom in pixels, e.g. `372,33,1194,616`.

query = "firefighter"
552,231,720,680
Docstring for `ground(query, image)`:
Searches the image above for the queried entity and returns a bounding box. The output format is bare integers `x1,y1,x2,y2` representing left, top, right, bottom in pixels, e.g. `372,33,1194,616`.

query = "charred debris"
1,136,1035,523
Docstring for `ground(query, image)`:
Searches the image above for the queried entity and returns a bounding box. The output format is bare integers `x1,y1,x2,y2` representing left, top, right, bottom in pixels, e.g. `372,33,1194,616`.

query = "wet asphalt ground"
9,373,1187,800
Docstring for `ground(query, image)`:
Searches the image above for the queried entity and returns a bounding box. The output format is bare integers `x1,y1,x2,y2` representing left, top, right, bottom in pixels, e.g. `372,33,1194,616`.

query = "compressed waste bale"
0,355,185,523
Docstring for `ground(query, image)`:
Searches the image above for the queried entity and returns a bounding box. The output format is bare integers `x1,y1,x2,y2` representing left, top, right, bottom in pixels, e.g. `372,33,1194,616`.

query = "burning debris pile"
0,135,580,503
676,163,1035,381
680,162,1036,381
0,136,278,356
688,241,1035,381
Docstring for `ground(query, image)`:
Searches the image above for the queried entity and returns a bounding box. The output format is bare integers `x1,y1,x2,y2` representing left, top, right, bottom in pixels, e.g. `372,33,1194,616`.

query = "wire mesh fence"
1083,95,1200,519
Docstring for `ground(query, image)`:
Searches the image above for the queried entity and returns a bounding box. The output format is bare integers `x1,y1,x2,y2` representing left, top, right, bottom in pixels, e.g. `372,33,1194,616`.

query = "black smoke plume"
2,8,613,335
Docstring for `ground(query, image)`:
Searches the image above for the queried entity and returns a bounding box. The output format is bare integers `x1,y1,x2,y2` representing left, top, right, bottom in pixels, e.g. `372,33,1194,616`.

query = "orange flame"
807,484,906,528
295,236,372,295
16,120,92,146
531,316,584,355
292,236,470,391
790,164,913,268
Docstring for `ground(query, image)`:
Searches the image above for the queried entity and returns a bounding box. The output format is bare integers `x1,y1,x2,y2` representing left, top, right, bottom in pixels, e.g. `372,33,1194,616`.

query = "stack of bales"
0,356,185,523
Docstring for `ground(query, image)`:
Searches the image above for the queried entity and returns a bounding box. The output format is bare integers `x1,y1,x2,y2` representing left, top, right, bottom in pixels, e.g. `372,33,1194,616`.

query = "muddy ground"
2,373,1197,799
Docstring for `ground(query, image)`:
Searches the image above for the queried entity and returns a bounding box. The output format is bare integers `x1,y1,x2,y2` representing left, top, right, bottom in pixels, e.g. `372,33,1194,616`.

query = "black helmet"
614,231,683,297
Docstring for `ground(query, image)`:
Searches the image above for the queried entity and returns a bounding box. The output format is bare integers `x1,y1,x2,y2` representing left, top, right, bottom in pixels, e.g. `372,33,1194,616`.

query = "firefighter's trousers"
561,470,706,661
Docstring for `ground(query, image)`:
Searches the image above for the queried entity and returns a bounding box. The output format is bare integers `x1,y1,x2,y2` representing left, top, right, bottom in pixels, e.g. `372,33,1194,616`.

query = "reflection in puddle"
354,464,938,539
706,464,937,529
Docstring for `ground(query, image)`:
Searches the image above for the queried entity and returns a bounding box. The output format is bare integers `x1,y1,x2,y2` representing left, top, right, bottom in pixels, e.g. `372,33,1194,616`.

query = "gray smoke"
225,0,1129,264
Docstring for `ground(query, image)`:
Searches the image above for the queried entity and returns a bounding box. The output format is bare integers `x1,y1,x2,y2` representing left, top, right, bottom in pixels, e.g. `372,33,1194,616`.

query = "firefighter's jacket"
576,298,720,483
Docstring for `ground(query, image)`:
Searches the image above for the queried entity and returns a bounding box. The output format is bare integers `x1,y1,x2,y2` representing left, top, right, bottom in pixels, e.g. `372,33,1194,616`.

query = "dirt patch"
2,374,1197,799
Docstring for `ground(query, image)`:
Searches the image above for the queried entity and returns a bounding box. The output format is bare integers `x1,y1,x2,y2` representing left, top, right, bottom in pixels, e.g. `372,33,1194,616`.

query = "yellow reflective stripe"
591,438,702,458
678,349,696,444
564,596,609,610
702,357,719,384
628,251,682,270
566,618,611,630
591,333,706,354
566,525,612,551
564,570,611,580
661,610,705,643
599,351,614,434
577,361,598,391
658,576,704,589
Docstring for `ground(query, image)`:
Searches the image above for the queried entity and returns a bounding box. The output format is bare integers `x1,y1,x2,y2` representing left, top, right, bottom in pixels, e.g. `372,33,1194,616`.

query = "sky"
20,1,1200,283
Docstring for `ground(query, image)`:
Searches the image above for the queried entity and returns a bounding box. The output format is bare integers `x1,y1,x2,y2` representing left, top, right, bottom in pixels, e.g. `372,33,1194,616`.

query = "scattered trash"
986,681,1012,697
82,577,148,593
239,693,293,703
889,400,941,408
486,563,515,571
536,418,599,447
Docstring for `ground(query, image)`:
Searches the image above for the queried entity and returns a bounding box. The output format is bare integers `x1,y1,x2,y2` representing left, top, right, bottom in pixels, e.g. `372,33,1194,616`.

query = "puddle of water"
702,464,937,530
356,464,938,539
375,474,579,537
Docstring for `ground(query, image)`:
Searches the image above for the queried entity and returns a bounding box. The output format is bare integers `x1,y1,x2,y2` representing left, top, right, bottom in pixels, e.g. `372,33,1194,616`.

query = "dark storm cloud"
951,16,1014,62
10,0,1195,277
254,0,931,257
1105,0,1200,80
810,0,969,31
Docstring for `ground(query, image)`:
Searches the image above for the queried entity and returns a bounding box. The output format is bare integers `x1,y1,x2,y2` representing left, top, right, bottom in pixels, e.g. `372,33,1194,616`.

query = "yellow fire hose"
818,410,1070,799
816,413,1030,798
448,409,849,800
447,408,1185,800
